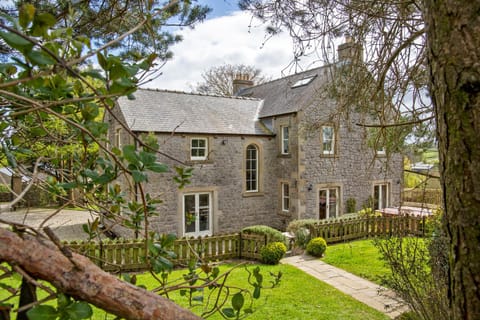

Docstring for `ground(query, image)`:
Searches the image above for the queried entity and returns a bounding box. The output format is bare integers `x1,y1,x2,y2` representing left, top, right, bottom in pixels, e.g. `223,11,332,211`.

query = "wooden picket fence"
65,215,426,272
308,215,427,244
66,232,266,272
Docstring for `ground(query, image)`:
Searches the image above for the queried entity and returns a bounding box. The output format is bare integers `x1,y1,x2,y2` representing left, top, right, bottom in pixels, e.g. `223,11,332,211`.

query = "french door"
183,193,212,236
319,188,339,219
373,184,389,210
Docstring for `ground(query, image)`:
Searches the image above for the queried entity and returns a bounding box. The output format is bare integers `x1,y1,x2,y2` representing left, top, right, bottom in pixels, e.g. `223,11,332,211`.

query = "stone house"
106,55,403,237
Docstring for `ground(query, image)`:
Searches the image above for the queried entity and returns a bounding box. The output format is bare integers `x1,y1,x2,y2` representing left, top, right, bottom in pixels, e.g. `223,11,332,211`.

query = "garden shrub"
286,219,317,234
346,198,357,213
293,227,310,249
306,237,327,257
286,219,317,249
260,242,287,265
242,225,285,243
357,208,382,217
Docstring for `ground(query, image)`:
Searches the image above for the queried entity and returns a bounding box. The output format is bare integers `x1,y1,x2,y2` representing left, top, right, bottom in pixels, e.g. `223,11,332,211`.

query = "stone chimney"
337,35,363,63
232,73,254,95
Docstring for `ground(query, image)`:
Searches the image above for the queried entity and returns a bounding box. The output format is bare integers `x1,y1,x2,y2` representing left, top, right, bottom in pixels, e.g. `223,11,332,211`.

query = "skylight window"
291,75,316,88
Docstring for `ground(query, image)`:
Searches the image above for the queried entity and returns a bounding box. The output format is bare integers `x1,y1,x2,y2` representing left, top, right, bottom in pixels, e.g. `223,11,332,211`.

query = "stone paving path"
282,254,409,319
0,207,97,241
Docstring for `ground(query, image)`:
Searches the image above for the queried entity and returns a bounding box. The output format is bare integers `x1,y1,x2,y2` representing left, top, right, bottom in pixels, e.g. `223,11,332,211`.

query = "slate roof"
117,66,332,135
117,89,272,136
239,65,331,118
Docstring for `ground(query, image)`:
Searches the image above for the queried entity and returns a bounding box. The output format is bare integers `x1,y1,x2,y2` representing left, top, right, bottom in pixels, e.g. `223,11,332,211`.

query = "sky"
145,1,321,92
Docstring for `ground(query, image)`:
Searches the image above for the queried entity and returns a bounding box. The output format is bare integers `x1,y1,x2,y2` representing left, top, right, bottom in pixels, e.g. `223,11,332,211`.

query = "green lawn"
135,263,389,320
1,262,388,320
321,239,390,285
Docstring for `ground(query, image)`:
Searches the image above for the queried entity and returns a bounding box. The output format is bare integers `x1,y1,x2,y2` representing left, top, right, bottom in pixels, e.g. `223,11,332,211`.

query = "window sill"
319,154,338,158
242,191,265,198
278,210,291,217
277,154,292,158
186,159,214,165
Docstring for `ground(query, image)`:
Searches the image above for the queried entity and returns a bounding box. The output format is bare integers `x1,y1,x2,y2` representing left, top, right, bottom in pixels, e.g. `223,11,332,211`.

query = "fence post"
239,233,243,259
340,219,344,242
366,216,370,238
422,216,426,237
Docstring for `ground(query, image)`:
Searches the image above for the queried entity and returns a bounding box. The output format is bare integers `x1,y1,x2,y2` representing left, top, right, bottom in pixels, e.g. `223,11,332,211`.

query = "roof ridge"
137,87,261,101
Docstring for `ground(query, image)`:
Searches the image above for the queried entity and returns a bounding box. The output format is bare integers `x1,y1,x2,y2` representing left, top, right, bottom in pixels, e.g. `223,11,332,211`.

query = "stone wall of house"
107,96,404,236
270,114,300,226
144,133,283,236
297,103,403,219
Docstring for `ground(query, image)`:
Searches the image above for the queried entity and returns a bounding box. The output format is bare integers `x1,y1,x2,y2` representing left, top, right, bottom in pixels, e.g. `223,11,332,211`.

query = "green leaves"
30,13,56,37
147,233,177,274
232,292,245,311
19,3,36,29
63,301,93,320
96,52,140,94
222,293,245,319
0,4,56,58
0,31,33,53
27,305,58,320
26,50,56,66
27,295,92,320
122,145,169,183
173,166,194,189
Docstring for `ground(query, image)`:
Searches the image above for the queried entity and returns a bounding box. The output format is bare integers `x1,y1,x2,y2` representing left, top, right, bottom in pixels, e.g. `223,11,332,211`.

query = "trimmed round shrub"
260,242,287,265
242,225,286,243
306,237,327,257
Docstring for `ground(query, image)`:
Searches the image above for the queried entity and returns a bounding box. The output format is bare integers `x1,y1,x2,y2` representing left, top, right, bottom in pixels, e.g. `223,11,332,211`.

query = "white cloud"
144,11,312,92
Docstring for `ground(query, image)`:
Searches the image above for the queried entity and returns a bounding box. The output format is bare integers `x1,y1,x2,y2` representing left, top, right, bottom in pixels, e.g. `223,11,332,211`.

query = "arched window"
246,144,258,192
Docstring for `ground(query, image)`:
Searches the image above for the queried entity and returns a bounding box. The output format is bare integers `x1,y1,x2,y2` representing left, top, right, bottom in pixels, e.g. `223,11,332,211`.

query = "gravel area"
0,207,99,241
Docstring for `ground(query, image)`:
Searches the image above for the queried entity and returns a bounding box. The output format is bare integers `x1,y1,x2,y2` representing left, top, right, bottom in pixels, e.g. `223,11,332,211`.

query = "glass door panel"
328,188,337,218
199,194,210,232
319,189,327,219
184,195,196,233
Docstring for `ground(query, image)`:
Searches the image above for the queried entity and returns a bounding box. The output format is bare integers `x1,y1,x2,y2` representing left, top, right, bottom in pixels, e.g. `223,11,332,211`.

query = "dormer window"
291,75,316,88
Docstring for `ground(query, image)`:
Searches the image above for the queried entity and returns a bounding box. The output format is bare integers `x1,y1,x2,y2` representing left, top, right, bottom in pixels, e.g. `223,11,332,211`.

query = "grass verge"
1,262,388,320
321,239,390,285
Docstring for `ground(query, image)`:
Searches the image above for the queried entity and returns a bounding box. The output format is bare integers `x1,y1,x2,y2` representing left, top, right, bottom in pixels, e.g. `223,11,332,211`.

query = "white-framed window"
319,187,339,219
281,126,289,154
183,192,212,236
282,183,290,212
376,146,386,155
191,138,208,161
246,144,258,192
321,126,335,155
115,128,122,148
373,183,389,210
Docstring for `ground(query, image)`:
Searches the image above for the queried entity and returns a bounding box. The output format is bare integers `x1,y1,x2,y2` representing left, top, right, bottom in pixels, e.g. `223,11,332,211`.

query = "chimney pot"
337,35,363,63
232,73,254,95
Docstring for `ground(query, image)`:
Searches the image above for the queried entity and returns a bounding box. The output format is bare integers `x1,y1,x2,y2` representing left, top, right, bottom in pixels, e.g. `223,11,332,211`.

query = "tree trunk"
424,0,480,319
0,229,201,320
